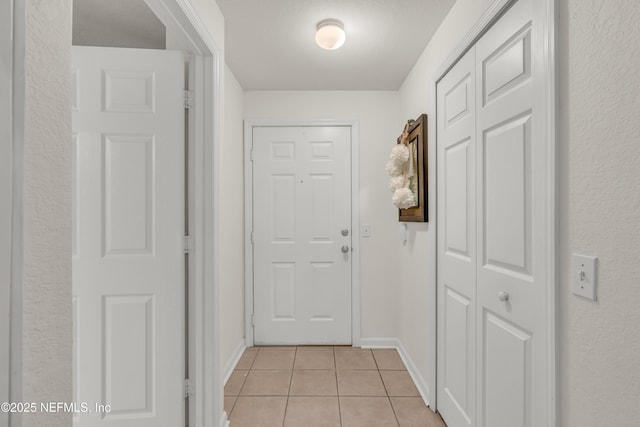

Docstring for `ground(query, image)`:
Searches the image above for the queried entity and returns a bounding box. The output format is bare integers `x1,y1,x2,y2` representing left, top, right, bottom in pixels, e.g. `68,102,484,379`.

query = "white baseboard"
219,411,230,427
221,339,247,427
360,337,432,408
223,338,247,384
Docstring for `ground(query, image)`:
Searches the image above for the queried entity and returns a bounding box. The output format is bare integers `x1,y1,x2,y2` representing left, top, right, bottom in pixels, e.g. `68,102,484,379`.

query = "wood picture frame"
399,114,428,222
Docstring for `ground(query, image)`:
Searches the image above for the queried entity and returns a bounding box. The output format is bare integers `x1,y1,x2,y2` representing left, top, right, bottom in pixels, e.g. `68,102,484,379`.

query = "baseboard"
220,411,230,427
223,338,247,384
220,339,245,427
360,337,432,408
359,337,398,348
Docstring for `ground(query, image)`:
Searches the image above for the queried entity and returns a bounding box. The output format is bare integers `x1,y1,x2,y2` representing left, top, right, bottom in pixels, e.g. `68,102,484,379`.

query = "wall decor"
385,114,428,222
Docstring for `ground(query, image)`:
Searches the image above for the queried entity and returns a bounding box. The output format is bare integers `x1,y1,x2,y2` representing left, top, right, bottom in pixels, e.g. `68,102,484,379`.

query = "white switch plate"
571,254,597,301
361,224,371,237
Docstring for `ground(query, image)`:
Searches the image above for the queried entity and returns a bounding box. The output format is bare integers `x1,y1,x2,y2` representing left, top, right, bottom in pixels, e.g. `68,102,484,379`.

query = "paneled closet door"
438,1,550,426
474,0,548,425
436,47,477,427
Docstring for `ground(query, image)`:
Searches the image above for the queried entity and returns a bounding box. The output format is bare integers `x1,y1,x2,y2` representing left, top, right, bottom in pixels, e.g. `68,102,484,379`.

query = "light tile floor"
224,346,447,427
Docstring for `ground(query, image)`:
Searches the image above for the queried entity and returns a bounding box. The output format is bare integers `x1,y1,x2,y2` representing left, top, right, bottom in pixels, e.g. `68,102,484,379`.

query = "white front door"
252,126,352,345
437,0,550,426
72,46,185,427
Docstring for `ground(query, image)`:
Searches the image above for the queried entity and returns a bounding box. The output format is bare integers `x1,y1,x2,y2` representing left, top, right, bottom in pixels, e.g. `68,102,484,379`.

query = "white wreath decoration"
385,124,417,209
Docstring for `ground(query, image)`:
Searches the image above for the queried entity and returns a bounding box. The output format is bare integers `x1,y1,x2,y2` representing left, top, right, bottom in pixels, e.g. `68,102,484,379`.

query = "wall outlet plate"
571,254,597,301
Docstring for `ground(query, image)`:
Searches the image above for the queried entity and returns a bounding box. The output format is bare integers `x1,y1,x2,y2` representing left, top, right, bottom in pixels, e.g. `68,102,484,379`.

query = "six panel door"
72,46,185,427
252,126,352,345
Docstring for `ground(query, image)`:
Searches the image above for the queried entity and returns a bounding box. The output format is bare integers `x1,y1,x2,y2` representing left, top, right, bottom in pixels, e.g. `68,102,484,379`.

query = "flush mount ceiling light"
315,19,346,50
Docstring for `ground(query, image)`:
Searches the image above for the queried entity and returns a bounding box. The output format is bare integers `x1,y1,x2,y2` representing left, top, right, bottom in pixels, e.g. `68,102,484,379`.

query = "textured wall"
23,0,73,426
557,0,640,425
244,91,402,340
219,65,246,367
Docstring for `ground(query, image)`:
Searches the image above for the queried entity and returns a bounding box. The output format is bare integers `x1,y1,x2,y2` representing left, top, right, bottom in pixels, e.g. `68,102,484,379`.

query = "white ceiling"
72,0,456,90
216,0,456,91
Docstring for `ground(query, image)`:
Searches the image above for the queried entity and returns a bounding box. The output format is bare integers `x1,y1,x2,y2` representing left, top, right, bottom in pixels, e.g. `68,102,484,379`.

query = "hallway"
224,346,446,427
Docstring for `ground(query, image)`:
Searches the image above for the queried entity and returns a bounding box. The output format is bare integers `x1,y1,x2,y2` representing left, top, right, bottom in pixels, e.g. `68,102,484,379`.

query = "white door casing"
72,46,185,427
436,0,554,425
251,126,352,345
144,0,226,424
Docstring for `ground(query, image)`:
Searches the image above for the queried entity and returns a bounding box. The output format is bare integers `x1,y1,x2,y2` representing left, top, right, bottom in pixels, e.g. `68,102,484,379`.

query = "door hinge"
183,89,194,109
184,234,194,254
184,379,193,398
250,231,254,245
251,313,255,327
250,148,254,162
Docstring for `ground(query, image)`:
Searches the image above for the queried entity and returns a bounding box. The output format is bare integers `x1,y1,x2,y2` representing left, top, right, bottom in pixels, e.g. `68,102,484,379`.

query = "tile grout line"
226,349,254,420
334,346,343,427
281,346,297,427
374,349,401,427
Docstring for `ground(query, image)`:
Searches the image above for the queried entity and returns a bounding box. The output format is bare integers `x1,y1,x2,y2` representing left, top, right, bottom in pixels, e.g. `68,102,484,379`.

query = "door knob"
341,245,350,253
498,291,509,302
341,229,349,236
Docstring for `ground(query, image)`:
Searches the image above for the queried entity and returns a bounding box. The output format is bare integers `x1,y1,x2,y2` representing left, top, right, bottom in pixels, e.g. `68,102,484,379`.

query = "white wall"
557,0,640,425
219,65,246,368
397,0,495,405
244,91,403,340
22,1,73,426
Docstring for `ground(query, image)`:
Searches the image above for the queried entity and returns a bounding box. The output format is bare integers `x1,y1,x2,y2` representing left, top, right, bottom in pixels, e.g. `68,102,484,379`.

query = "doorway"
70,1,222,426
245,122,361,347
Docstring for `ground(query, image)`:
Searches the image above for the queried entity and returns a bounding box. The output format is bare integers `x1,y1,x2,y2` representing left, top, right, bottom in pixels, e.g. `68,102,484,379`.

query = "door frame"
140,1,223,425
431,0,556,424
243,120,361,348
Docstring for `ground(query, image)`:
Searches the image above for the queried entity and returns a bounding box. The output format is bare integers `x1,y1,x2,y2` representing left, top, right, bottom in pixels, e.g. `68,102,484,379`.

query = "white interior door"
436,46,477,427
475,0,547,425
437,0,549,426
72,46,185,427
252,126,352,345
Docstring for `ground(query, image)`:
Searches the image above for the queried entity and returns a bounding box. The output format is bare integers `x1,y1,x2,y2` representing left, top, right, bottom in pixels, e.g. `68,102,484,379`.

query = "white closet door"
475,0,547,425
437,1,550,426
436,47,477,427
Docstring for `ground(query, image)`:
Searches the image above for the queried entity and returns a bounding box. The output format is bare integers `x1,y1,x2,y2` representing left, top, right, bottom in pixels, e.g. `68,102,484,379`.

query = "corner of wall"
22,1,73,425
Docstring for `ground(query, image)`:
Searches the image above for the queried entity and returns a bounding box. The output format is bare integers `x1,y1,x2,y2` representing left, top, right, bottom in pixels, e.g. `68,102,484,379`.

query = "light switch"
361,224,371,237
571,254,597,301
